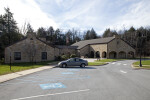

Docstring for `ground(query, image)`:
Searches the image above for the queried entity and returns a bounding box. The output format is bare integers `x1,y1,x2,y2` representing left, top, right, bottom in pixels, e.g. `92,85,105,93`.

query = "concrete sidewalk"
0,65,55,83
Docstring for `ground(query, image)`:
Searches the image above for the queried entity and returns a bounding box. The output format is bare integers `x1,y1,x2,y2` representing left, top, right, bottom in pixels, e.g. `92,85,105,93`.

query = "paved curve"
0,60,150,100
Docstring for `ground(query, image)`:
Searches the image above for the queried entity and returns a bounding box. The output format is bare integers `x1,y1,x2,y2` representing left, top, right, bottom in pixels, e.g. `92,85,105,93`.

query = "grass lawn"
135,57,150,59
88,62,106,66
0,61,57,75
88,59,127,66
95,59,125,63
133,60,150,68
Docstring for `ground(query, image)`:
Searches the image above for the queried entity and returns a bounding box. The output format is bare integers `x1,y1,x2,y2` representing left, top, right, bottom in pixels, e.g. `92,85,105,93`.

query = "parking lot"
1,60,150,100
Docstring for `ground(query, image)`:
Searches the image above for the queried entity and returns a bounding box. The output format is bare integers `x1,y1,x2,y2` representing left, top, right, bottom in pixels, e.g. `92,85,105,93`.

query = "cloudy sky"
0,0,150,35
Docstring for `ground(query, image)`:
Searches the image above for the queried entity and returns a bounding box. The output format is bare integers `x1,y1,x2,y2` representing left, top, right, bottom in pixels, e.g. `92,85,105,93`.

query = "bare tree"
19,21,29,35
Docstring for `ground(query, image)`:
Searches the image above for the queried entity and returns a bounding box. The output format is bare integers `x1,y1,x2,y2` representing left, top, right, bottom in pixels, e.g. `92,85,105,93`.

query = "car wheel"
62,63,67,68
80,63,85,68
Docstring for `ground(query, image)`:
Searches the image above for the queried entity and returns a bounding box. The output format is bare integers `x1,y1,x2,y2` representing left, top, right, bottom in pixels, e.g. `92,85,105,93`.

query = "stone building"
5,33,58,63
55,45,77,57
72,35,135,59
5,34,135,63
5,32,78,63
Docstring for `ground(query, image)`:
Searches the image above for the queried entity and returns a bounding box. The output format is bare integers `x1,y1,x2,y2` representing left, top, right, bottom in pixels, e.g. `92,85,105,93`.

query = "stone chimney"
27,32,36,39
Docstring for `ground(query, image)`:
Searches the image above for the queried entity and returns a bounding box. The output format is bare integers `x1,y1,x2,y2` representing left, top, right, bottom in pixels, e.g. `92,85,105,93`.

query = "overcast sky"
0,0,150,35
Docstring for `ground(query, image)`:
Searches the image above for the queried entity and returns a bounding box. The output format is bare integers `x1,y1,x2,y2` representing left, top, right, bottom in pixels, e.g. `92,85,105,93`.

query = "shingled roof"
71,37,115,49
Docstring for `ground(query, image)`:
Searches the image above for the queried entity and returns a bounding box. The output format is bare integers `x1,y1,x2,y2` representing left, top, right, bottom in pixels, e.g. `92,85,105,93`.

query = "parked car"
58,58,88,68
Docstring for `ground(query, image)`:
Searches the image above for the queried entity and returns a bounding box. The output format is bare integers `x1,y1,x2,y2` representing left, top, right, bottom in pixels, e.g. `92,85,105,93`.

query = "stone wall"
90,44,107,58
107,38,135,58
78,36,135,59
59,48,76,57
79,45,90,57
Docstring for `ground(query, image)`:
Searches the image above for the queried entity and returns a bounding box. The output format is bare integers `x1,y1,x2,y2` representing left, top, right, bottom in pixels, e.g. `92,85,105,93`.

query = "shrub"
55,56,62,61
70,54,77,58
61,55,68,60
0,58,4,64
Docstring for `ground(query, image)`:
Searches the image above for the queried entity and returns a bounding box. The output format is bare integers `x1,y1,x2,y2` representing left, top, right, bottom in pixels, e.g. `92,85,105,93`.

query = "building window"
14,52,21,60
42,52,47,60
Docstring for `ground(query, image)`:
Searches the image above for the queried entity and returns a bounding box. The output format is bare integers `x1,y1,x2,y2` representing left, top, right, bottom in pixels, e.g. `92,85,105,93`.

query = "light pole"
10,52,11,70
138,31,142,67
139,46,142,67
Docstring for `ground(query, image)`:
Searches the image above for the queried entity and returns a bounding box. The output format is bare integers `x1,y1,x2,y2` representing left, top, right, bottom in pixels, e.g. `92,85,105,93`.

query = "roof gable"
71,37,115,49
5,37,57,49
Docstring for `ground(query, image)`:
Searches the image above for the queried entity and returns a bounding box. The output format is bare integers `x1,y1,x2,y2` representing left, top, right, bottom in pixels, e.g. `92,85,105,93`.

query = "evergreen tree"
37,27,47,38
84,30,90,40
0,7,23,59
47,26,54,42
90,28,97,39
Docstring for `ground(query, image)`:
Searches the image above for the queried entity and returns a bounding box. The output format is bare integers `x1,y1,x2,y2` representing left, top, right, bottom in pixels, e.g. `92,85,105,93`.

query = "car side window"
69,58,75,62
79,59,83,61
76,58,79,62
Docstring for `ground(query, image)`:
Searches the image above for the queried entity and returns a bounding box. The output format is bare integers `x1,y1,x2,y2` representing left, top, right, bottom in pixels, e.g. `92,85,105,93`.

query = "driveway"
0,60,150,100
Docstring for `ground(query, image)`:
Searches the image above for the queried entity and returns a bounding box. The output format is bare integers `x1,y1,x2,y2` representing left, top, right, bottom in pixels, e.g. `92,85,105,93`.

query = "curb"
131,64,150,70
0,65,55,83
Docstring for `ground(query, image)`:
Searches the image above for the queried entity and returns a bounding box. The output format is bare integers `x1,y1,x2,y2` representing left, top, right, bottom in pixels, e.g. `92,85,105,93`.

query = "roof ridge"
36,37,57,48
73,36,115,43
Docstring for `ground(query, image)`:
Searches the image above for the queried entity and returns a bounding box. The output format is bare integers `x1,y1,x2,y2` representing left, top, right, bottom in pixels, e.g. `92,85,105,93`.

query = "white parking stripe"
11,89,90,100
112,62,116,64
120,70,127,73
123,64,127,65
117,63,121,65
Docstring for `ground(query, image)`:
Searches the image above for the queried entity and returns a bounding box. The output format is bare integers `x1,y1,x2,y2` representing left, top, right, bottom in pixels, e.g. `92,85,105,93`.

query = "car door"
74,58,81,66
67,58,76,66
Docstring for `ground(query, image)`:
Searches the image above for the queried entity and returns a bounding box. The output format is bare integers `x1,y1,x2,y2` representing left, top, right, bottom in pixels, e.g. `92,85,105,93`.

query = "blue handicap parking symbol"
62,72,74,74
39,83,66,90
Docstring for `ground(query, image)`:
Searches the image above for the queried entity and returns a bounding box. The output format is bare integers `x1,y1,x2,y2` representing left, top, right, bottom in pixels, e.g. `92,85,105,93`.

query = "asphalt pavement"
0,60,150,100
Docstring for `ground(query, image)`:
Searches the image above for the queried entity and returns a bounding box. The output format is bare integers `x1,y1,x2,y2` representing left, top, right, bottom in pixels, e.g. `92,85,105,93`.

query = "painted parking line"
123,64,127,65
62,72,74,74
117,63,121,65
111,62,116,64
11,89,90,100
39,83,66,90
120,70,127,73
